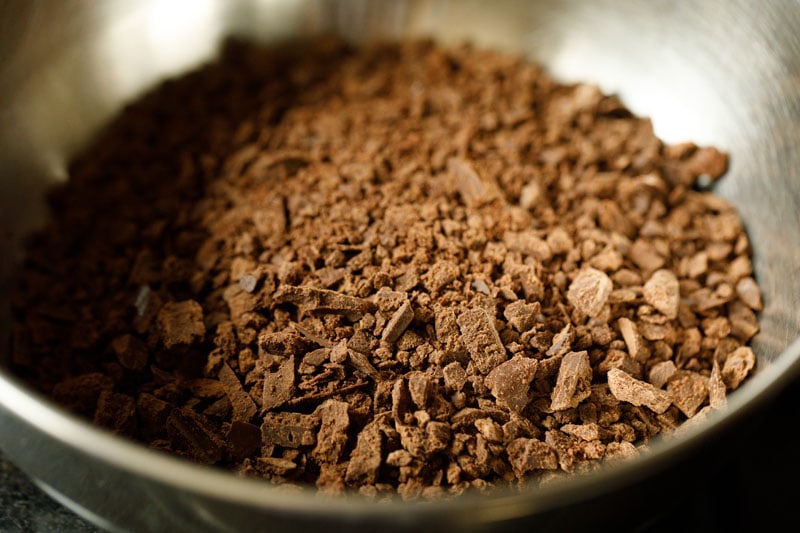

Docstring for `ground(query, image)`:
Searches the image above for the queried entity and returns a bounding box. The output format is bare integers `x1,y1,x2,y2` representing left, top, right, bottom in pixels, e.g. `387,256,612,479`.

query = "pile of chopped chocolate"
7,37,762,500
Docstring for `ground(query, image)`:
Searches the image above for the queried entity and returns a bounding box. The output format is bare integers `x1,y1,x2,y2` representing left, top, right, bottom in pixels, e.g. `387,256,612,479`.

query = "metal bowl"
1,1,799,531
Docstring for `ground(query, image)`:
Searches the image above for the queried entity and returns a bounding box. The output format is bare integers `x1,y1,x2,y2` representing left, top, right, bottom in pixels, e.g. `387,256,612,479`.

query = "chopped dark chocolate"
167,407,225,465
6,36,762,500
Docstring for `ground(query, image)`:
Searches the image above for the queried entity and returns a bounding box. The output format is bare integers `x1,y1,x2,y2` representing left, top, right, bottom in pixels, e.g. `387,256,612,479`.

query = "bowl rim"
1,335,799,523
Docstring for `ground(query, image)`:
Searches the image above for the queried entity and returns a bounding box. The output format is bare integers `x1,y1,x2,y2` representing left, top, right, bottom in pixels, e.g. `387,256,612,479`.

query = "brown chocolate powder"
6,37,761,499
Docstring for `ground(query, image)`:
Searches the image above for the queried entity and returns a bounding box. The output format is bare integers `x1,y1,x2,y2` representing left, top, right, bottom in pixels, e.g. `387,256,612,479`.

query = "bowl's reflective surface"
1,1,799,531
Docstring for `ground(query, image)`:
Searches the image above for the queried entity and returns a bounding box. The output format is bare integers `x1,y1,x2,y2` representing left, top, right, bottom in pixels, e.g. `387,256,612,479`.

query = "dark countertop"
2,376,799,533
0,454,99,533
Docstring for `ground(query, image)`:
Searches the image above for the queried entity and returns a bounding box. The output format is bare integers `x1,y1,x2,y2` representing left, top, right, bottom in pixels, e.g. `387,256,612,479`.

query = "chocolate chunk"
392,378,414,424
503,300,540,334
447,157,500,207
407,371,431,409
346,348,379,379
667,371,708,417
274,286,377,320
345,421,383,485
397,424,428,458
546,324,574,358
157,300,206,350
218,362,257,422
507,438,559,478
567,268,613,318
258,330,311,357
381,300,414,343
722,346,756,389
617,318,647,362
258,457,297,476
629,240,665,273
239,273,258,293
457,308,507,374
110,334,149,371
52,373,114,416
485,356,538,414
94,391,136,436
503,231,552,261
560,422,608,442
137,393,172,440
186,378,226,399
312,399,350,464
550,351,593,411
167,407,225,465
643,270,680,319
648,360,676,389
227,420,262,461
474,418,504,443
262,355,296,411
424,260,460,293
261,412,320,448
442,362,468,392
708,360,727,409
607,368,672,414
735,277,763,311
434,306,468,362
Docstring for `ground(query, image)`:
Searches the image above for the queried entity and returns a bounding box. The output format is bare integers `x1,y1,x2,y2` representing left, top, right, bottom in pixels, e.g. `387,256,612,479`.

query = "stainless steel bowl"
2,1,800,531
